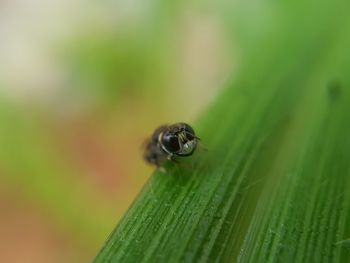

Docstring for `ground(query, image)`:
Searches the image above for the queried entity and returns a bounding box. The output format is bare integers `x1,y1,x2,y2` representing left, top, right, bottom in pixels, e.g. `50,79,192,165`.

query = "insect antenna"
185,131,200,140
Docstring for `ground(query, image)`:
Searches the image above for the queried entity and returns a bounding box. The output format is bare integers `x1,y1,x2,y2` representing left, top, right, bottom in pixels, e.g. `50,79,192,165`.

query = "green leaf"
94,1,350,262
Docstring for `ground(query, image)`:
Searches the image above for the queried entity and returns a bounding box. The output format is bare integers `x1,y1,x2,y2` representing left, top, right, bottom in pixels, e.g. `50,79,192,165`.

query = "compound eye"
161,134,180,153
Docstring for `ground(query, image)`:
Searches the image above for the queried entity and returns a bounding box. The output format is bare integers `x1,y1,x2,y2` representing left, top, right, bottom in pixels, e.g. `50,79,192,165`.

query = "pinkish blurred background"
0,1,233,262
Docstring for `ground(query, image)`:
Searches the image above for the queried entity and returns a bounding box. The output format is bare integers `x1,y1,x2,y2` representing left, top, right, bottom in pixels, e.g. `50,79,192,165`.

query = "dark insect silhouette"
143,123,199,167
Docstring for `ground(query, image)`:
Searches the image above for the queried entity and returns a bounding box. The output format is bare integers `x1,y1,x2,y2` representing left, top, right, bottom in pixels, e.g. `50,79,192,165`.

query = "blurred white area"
0,0,232,118
0,0,76,101
0,0,150,101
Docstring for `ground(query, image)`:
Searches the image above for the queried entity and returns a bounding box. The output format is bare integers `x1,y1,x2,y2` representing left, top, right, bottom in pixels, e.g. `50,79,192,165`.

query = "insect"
143,123,200,167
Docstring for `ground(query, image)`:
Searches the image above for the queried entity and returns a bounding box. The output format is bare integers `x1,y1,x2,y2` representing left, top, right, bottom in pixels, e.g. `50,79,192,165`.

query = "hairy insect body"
143,125,169,167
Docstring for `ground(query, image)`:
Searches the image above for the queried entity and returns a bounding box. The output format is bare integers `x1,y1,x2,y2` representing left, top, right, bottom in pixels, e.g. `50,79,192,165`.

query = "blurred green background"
0,1,233,262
